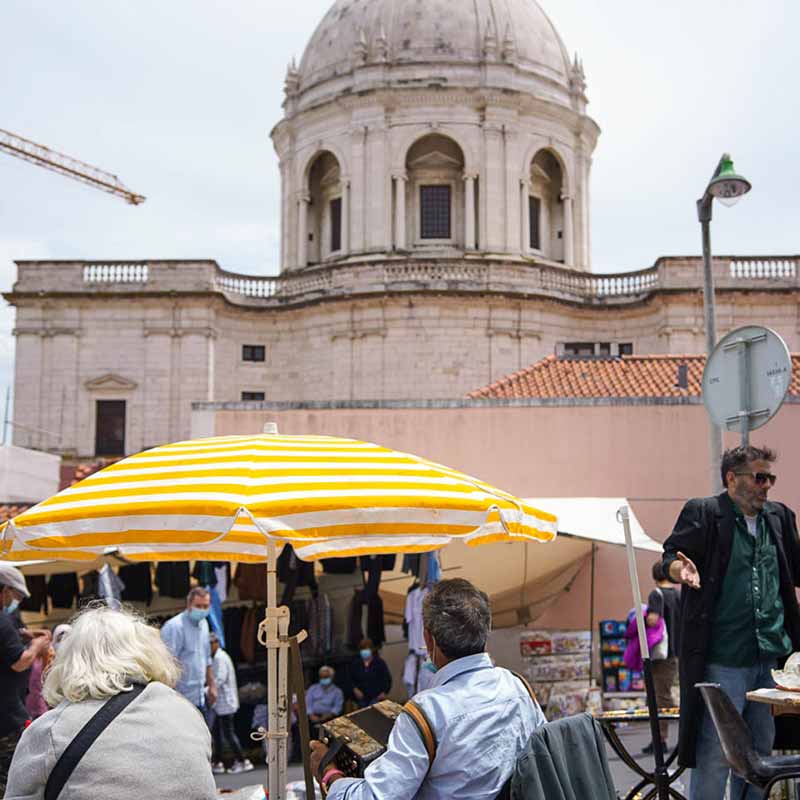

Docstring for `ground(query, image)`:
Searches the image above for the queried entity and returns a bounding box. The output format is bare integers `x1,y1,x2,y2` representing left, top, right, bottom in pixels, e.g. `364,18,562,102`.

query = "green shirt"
708,506,792,666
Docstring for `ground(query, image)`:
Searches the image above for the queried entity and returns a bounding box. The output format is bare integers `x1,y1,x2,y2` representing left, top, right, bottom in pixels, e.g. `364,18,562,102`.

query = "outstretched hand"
675,551,700,589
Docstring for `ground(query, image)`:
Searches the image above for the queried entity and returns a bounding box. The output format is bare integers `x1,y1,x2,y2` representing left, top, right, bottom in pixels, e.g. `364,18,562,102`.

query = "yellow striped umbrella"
0,433,557,562
0,432,557,800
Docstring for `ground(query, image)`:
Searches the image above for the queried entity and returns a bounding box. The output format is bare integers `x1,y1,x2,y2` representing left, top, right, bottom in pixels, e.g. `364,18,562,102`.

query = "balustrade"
83,263,149,283
72,255,799,305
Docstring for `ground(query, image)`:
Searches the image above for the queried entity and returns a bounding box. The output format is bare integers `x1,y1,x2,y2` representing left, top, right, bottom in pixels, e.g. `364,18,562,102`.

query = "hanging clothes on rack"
207,585,226,647
403,583,430,697
155,562,191,598
192,560,216,588
359,554,397,601
20,575,47,613
277,545,317,605
47,573,79,609
401,554,421,578
347,589,385,649
426,552,441,584
303,592,332,659
223,605,245,663
98,564,125,609
234,564,268,603
321,557,357,575
213,563,230,601
119,562,153,605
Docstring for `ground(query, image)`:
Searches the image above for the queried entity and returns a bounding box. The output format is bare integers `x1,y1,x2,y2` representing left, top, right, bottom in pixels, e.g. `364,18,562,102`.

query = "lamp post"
697,154,752,491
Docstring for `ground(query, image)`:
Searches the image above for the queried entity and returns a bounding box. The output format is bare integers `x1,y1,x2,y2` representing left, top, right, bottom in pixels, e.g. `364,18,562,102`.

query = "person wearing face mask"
160,586,217,713
306,665,344,738
0,564,52,796
350,639,392,708
310,579,545,798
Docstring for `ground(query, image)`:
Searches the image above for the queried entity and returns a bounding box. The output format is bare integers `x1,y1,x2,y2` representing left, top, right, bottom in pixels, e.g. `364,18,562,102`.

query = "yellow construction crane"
0,128,145,205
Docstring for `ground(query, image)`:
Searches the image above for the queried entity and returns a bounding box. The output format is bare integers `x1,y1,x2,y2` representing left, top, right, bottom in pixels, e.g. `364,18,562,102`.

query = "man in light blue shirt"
310,578,545,799
306,665,344,733
161,587,217,710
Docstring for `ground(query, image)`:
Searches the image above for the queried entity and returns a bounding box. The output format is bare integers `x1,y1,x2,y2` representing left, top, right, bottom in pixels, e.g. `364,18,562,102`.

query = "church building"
5,0,798,459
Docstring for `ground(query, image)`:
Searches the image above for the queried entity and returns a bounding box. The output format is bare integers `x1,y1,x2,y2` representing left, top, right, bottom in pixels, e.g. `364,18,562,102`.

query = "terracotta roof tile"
59,460,119,491
0,504,32,521
468,354,800,400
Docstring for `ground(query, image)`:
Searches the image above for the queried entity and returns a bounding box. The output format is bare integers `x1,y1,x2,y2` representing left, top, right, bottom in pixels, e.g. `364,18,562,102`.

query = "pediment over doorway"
84,373,137,391
408,150,463,169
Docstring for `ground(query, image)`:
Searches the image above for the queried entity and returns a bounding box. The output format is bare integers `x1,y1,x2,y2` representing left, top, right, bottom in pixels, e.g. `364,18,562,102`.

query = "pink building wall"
195,402,800,629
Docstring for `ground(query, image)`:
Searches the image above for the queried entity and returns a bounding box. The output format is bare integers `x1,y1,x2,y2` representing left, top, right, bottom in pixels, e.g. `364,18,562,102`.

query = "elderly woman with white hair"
4,604,217,800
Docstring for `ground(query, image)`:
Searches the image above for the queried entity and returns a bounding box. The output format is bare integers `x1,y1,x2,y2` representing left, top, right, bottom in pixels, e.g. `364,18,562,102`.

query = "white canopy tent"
525,498,660,552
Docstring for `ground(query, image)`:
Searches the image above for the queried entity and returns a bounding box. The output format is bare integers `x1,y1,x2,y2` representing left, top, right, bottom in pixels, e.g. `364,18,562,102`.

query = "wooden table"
595,709,687,800
747,688,800,716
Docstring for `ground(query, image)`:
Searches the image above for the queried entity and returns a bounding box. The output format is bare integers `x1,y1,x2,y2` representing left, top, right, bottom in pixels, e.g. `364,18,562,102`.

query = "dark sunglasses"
734,471,777,486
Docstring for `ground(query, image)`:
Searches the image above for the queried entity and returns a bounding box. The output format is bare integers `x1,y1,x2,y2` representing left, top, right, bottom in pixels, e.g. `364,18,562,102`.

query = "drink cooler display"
599,619,646,712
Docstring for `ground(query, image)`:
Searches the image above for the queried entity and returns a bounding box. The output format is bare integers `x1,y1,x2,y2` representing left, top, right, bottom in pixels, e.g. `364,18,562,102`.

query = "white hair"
43,605,181,705
51,623,72,652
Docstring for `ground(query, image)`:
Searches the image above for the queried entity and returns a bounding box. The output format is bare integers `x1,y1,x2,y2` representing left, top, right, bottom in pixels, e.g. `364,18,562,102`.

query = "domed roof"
297,0,573,94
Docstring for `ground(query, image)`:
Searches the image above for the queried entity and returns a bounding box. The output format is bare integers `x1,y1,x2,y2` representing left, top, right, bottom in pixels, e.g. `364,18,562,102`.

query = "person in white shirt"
209,632,253,774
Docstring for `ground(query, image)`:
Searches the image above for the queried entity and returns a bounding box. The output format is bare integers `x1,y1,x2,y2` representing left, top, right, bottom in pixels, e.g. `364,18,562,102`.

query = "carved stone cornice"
12,326,81,338
84,373,138,391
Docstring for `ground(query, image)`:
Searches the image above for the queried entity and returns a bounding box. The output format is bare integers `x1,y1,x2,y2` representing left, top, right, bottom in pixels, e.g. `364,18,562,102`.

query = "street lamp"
697,153,752,491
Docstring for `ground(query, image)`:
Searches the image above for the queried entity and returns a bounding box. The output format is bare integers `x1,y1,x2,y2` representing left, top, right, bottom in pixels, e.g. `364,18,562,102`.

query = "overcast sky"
1,1,798,393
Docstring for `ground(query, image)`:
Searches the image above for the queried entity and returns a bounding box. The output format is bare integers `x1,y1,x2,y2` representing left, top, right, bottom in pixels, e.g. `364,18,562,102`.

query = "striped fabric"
0,434,557,563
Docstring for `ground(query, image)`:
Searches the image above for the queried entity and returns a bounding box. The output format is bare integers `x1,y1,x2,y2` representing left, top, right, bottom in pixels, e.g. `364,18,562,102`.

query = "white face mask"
4,596,20,615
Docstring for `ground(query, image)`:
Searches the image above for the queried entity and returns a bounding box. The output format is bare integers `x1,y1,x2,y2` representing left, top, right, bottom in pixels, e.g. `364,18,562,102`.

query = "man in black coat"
662,445,800,800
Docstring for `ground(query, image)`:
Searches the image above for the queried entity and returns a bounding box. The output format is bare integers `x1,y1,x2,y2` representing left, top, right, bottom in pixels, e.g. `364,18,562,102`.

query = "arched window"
528,150,564,262
404,134,467,249
307,152,343,264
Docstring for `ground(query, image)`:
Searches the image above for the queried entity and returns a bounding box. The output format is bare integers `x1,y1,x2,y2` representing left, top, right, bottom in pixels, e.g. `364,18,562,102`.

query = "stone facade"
6,256,799,457
4,0,800,459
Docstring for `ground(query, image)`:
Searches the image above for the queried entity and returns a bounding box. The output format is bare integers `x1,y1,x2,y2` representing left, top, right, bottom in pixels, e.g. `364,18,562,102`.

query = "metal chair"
697,682,800,795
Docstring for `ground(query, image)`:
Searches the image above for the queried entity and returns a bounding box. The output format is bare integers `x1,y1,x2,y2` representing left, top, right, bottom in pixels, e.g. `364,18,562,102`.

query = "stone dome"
297,0,573,95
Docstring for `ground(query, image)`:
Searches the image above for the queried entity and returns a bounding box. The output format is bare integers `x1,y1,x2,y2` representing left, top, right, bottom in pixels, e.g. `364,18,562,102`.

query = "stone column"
342,179,351,256
297,192,310,268
562,193,574,267
482,121,505,252
394,173,407,250
520,179,530,254
463,173,477,250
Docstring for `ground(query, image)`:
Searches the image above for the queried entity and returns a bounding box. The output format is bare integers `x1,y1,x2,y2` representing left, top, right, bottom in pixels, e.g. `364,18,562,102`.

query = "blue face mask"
319,677,332,687
4,598,20,615
360,649,372,661
423,660,438,674
188,607,210,624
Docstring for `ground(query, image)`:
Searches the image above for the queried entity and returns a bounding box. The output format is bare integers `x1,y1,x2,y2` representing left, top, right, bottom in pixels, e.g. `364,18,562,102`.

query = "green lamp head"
706,154,752,207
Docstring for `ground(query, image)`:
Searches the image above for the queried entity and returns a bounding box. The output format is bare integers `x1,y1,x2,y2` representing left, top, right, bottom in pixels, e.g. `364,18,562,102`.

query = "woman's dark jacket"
662,492,800,768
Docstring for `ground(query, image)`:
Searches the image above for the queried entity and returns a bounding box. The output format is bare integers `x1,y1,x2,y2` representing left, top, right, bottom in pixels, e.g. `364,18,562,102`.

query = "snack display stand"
520,629,601,719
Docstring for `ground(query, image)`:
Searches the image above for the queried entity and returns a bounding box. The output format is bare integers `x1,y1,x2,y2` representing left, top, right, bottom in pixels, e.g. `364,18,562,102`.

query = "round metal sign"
702,325,792,433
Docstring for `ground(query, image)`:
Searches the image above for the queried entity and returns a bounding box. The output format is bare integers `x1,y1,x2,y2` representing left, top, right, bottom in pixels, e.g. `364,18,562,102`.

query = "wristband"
322,767,344,788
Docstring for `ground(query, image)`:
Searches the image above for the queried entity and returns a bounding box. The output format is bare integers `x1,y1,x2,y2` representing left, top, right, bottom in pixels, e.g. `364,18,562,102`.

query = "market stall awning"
524,498,661,552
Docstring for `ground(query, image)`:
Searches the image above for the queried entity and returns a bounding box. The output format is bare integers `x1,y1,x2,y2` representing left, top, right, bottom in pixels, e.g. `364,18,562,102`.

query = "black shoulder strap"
45,684,146,800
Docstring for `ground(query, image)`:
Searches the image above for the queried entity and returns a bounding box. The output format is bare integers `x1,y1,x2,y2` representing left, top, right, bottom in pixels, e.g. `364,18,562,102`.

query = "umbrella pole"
589,542,596,684
265,537,291,800
618,506,669,800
